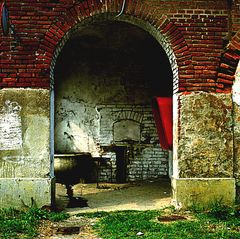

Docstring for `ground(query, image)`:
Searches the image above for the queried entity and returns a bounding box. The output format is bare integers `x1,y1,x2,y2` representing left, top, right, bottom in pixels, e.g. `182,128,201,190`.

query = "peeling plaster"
0,101,22,150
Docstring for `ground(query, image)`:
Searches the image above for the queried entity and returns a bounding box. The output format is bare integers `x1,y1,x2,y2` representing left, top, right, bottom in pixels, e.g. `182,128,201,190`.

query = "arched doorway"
52,18,175,209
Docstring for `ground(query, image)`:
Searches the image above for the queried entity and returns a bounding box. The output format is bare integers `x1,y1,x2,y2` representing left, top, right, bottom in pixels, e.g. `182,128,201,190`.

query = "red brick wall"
233,0,240,32
0,0,239,92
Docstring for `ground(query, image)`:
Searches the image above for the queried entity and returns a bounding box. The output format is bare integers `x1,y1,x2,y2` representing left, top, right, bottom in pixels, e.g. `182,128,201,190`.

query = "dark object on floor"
158,214,186,222
67,196,88,208
54,153,95,186
56,226,80,235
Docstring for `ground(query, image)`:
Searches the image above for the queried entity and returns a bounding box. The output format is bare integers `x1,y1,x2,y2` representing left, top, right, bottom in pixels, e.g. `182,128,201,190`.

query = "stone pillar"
233,61,240,202
172,92,235,208
0,89,54,209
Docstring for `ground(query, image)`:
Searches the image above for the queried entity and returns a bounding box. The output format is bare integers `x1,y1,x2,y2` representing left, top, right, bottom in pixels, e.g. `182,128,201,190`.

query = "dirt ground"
37,179,172,238
55,178,172,214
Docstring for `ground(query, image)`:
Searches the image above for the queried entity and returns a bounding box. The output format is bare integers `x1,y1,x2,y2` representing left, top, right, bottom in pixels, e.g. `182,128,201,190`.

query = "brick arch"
113,111,144,124
36,0,192,93
217,30,240,92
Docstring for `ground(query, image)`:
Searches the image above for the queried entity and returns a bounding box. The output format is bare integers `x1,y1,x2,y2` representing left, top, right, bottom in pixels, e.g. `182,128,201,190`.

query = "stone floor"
55,178,172,214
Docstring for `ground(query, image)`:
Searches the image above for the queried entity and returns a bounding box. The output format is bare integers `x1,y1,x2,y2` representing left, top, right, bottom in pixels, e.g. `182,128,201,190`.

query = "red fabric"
152,97,173,150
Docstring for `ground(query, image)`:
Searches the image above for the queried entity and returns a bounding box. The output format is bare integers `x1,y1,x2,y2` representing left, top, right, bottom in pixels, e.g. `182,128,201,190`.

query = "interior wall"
54,21,173,181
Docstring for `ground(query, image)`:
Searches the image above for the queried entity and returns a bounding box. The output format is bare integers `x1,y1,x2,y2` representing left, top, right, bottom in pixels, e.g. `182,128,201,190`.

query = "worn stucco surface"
0,89,50,178
0,178,53,209
177,92,233,178
0,89,52,208
172,178,235,209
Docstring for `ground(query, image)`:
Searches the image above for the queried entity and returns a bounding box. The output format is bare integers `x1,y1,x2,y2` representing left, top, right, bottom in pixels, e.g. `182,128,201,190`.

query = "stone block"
0,89,52,209
0,177,55,209
171,177,236,209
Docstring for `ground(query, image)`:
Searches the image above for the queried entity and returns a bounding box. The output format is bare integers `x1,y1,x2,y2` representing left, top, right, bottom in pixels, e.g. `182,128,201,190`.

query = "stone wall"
55,101,169,182
98,104,169,182
172,91,235,208
0,89,50,178
0,89,53,208
177,92,233,178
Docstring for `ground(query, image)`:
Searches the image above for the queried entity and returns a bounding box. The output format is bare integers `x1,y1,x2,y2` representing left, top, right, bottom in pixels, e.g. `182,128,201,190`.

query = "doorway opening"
53,20,173,210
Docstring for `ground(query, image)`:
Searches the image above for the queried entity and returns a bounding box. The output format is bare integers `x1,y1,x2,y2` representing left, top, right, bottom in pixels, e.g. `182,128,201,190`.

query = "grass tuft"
0,207,69,239
79,206,240,239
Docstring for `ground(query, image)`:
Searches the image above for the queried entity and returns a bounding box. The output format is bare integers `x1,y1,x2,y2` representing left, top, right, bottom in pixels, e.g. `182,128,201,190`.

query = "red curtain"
152,97,173,150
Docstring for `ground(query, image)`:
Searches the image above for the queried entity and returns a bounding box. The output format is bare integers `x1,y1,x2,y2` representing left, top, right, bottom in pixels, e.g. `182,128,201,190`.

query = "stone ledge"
0,177,55,209
171,177,236,209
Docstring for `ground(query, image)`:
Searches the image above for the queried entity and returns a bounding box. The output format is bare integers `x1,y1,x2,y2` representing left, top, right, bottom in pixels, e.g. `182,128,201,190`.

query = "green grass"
0,207,69,239
1,204,240,239
77,206,240,239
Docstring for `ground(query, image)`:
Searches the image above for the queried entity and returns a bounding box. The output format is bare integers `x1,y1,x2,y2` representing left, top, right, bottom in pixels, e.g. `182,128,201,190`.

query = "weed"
0,207,69,239
207,201,235,220
79,208,240,239
188,202,205,213
76,211,109,218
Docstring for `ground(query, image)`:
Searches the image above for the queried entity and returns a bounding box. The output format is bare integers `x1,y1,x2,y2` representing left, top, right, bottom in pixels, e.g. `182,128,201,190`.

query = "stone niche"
113,120,140,143
0,89,53,209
